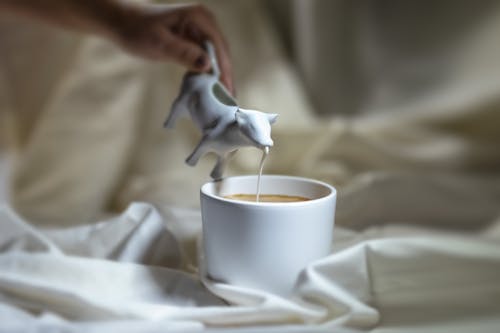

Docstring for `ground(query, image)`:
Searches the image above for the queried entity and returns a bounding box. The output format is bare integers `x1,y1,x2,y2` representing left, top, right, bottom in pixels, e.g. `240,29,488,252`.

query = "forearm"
0,0,123,39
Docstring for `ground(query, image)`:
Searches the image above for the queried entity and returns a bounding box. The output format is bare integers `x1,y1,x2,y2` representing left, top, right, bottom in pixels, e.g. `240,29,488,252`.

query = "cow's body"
164,42,277,180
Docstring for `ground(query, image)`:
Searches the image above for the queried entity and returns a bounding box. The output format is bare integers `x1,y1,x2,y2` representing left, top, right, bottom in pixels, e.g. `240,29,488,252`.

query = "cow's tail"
205,41,220,78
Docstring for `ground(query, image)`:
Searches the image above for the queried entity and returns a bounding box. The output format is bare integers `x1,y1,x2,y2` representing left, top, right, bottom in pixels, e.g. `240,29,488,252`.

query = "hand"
112,3,234,94
0,1,234,93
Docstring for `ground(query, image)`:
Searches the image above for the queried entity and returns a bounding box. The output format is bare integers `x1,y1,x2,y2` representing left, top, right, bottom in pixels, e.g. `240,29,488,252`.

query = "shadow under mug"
200,175,337,296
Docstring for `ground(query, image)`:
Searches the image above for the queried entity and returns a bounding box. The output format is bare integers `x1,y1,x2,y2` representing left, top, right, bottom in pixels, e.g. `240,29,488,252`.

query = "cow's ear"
267,113,278,124
235,109,248,125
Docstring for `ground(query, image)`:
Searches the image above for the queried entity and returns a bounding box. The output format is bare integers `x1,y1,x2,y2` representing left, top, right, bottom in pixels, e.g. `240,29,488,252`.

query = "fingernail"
195,55,207,69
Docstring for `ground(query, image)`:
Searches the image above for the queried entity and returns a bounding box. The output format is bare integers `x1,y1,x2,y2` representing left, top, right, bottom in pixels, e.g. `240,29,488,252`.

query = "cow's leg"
164,94,189,129
185,136,210,166
210,150,237,180
210,156,223,180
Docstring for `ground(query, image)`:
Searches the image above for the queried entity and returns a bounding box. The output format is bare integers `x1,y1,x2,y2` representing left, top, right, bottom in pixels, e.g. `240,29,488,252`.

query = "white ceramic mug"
200,175,337,296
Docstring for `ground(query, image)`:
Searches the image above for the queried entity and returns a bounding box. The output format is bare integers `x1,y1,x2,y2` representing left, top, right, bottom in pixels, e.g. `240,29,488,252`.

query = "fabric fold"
1,202,499,332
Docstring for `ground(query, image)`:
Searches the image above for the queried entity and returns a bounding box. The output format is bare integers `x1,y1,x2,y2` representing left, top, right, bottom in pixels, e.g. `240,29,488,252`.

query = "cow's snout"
260,138,273,147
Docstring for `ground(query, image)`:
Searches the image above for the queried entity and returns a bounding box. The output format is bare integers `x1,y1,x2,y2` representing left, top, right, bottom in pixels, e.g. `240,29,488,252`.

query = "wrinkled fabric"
1,0,500,332
1,202,499,332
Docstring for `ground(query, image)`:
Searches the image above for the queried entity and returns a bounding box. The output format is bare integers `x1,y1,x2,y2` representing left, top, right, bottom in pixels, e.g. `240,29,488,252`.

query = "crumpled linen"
1,202,499,333
1,0,500,331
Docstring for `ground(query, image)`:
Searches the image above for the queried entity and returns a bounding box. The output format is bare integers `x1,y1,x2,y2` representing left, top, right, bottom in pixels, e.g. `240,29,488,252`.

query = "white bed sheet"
1,202,499,333
1,1,500,332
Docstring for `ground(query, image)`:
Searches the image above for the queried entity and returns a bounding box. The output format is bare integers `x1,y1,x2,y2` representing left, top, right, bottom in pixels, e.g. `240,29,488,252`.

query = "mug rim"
200,174,336,207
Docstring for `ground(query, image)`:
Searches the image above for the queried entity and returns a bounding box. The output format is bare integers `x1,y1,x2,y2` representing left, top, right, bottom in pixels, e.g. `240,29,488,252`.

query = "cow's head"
235,108,278,148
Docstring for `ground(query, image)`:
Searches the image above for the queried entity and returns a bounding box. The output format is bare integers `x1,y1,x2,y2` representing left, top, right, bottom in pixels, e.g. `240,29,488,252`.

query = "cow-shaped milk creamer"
164,42,278,180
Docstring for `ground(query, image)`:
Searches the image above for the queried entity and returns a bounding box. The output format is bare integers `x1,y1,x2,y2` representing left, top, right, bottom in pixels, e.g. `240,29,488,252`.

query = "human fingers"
179,5,234,94
159,27,211,72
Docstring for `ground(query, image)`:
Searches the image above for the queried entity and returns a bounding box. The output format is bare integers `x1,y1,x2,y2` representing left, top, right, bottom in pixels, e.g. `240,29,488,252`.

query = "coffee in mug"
224,194,310,203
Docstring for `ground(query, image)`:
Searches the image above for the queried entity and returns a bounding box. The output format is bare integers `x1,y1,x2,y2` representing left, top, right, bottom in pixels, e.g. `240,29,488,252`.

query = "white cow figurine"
164,42,278,180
